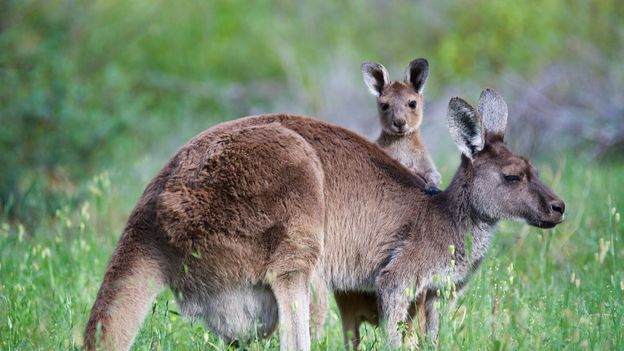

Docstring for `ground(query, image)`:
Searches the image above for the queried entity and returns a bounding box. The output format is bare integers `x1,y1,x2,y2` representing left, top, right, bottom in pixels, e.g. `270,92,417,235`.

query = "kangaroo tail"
84,232,166,350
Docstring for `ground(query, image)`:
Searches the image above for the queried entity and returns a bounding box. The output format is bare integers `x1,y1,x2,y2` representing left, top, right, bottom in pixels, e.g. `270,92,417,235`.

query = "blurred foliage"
1,0,622,221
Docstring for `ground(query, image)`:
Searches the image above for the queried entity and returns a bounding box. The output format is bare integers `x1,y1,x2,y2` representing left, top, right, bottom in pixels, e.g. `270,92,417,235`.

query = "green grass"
1,156,622,350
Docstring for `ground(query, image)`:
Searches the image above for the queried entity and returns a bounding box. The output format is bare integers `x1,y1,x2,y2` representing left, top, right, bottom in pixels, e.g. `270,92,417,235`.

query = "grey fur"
447,97,485,159
180,285,278,343
478,88,508,137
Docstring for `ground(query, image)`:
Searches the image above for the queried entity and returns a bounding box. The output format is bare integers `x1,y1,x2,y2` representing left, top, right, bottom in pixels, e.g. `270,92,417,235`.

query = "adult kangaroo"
84,89,565,350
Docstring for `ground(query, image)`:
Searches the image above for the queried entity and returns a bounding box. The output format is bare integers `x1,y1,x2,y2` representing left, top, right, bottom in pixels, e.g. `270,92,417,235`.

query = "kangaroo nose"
393,119,406,129
550,200,565,215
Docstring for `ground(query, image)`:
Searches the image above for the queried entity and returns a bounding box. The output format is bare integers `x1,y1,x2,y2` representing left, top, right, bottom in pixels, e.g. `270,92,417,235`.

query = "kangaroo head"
448,89,565,228
362,58,429,135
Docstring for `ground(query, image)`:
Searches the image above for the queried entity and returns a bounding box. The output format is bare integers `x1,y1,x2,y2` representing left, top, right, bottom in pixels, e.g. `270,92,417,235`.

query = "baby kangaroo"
363,58,441,191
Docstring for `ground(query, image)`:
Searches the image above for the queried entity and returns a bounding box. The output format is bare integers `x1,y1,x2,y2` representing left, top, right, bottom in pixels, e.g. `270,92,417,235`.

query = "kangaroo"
362,58,441,190
84,89,565,351
333,58,439,349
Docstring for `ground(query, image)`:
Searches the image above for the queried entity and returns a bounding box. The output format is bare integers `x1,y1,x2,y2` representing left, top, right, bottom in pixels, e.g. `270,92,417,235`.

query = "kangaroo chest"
377,134,425,172
428,222,494,291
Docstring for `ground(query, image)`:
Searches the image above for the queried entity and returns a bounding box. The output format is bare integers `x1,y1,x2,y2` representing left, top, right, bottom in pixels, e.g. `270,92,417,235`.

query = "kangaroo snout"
548,198,566,225
537,198,565,228
549,199,565,215
392,118,407,131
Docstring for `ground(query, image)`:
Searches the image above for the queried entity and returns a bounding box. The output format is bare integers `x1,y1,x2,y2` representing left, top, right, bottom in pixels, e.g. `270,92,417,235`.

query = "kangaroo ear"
478,88,508,139
447,97,485,160
361,62,389,97
404,58,429,94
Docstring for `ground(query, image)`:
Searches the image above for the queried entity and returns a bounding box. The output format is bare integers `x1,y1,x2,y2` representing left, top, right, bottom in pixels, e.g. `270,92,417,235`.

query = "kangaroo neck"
442,155,498,265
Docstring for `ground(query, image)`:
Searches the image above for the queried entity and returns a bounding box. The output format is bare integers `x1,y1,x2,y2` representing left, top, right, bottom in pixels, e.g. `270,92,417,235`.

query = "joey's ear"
447,97,485,160
404,58,429,94
478,88,508,139
361,62,389,97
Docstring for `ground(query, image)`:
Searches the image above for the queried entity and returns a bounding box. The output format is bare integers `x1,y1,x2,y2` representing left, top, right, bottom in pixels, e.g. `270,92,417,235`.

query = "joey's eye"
504,174,522,182
380,103,390,111
408,100,417,109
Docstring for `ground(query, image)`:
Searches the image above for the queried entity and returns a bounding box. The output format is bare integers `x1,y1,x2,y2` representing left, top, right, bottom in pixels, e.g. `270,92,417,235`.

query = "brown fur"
85,90,564,350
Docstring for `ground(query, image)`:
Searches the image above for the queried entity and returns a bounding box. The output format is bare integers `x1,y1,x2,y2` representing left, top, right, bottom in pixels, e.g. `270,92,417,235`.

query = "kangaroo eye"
380,103,390,111
408,100,417,109
504,174,522,182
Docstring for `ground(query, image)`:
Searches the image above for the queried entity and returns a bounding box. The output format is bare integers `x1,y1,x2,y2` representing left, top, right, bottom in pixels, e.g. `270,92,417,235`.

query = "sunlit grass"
0,158,622,350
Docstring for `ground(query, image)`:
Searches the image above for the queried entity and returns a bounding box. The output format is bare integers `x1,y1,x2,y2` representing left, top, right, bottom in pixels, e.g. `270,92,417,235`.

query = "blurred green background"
2,0,622,223
1,1,623,350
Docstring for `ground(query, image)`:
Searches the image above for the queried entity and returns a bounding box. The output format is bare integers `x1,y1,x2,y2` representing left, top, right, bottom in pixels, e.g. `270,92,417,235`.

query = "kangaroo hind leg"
268,222,323,351
271,272,312,351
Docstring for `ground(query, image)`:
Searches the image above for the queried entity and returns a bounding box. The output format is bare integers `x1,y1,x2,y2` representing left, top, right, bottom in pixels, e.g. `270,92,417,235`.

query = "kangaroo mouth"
527,218,563,229
390,127,413,135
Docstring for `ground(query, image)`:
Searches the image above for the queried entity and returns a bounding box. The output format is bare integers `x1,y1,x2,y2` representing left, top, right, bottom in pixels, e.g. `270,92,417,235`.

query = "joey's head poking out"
362,58,429,135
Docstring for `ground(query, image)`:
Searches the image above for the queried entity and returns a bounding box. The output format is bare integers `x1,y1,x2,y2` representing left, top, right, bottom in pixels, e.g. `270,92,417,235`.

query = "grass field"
1,153,622,350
